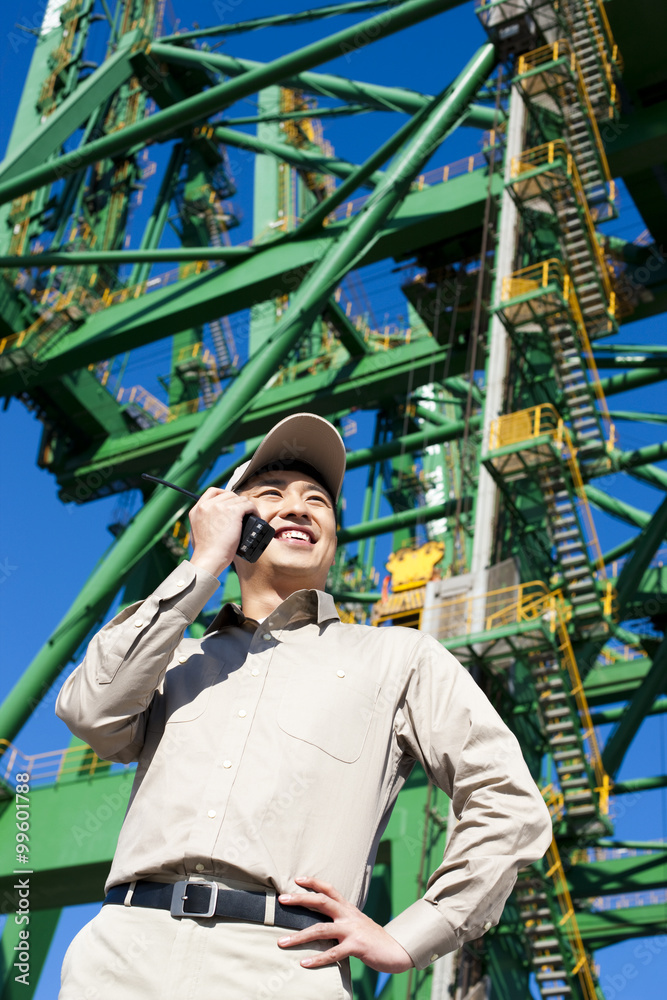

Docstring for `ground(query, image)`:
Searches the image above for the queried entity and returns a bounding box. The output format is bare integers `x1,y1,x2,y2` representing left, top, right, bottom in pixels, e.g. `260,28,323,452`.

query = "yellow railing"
500,259,614,441
545,837,599,999
517,40,612,185
510,141,614,302
488,402,565,453
490,405,608,580
0,738,111,786
586,0,623,71
551,594,609,807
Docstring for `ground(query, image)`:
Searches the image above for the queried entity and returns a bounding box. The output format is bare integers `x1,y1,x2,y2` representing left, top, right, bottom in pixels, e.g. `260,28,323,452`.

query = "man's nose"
280,491,310,519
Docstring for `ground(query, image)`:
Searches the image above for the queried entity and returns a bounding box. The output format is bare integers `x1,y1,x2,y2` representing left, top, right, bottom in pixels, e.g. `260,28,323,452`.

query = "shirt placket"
188,621,280,871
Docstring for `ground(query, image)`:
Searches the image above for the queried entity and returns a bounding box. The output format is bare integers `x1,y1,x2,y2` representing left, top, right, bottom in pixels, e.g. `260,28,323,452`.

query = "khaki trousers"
58,902,353,1000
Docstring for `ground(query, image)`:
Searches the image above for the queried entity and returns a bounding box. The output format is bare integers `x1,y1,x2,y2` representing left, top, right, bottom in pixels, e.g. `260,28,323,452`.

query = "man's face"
236,469,337,591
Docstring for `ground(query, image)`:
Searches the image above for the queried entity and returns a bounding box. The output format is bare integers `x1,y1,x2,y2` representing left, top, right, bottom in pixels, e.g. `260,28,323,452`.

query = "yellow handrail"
510,142,614,303
517,40,612,185
500,260,614,444
489,405,608,580
550,592,608,804
545,837,599,999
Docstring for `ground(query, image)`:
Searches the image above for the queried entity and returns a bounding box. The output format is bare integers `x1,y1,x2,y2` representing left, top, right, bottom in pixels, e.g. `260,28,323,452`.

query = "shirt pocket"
163,656,220,723
277,667,380,763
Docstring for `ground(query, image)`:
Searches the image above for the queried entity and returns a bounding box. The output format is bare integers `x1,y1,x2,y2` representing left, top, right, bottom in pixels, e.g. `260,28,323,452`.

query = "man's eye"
258,489,282,497
308,495,328,504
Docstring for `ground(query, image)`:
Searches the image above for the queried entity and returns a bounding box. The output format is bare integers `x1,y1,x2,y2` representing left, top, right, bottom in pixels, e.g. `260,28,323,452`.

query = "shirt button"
134,620,144,628
238,709,247,718
251,668,260,677
337,670,345,678
207,809,216,819
175,580,186,588
483,921,493,931
262,632,271,641
195,864,205,872
223,760,232,769
430,953,439,963
178,655,187,663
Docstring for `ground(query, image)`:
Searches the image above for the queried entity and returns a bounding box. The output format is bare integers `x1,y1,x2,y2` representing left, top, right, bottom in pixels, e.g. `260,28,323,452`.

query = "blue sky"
0,1,665,997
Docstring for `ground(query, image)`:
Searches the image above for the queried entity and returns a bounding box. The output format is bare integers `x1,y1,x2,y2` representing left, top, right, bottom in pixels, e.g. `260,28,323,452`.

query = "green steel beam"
568,853,667,899
590,697,667,726
153,45,500,129
600,367,667,397
221,104,371,127
0,30,140,184
602,536,638,565
296,98,440,237
337,497,472,543
585,485,652,531
212,125,385,188
597,840,667,852
0,247,253,268
626,463,667,493
53,337,468,484
584,657,652,707
0,42,496,743
593,352,667,370
324,297,372,355
0,169,500,395
611,441,667,474
615,494,667,616
603,636,667,778
159,1,468,42
609,410,667,426
613,775,667,794
577,904,667,949
0,0,472,207
346,415,481,468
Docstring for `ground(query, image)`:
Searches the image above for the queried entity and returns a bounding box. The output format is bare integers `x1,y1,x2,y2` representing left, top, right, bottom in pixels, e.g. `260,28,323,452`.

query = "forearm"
387,634,552,968
56,561,219,761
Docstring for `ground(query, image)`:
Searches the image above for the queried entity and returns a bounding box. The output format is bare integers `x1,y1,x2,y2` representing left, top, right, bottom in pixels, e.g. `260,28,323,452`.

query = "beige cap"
226,413,346,501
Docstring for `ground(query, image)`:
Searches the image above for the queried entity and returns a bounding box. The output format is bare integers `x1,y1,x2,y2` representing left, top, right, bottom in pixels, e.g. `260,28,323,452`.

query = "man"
56,412,551,999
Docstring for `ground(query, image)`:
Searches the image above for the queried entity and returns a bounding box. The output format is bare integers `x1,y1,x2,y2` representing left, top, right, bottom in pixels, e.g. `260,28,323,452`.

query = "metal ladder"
548,322,607,457
539,466,602,612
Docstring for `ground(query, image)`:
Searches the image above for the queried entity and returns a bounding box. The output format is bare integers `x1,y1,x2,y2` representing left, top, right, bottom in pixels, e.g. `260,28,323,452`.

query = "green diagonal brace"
212,125,385,188
614,494,667,616
602,635,667,778
0,41,496,744
0,31,141,184
0,0,469,207
150,43,499,128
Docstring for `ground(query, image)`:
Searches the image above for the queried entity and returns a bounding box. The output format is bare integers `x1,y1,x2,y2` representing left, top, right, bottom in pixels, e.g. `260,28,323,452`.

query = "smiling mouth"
275,529,314,544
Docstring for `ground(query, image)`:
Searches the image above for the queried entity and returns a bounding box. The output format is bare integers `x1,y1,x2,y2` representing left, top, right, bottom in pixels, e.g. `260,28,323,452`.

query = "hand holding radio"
141,474,275,574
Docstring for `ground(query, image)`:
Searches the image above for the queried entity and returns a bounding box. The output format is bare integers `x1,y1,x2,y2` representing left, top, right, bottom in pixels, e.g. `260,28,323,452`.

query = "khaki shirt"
56,560,551,970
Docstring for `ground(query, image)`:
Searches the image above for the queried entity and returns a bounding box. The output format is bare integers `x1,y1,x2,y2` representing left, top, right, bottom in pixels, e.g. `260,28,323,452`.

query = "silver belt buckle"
170,879,219,919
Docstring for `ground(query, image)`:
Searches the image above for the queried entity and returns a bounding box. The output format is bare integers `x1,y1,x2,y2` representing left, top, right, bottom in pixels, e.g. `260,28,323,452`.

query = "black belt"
104,880,332,932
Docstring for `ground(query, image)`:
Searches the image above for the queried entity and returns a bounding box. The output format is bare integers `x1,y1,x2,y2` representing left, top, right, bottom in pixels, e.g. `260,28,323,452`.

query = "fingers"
189,488,261,577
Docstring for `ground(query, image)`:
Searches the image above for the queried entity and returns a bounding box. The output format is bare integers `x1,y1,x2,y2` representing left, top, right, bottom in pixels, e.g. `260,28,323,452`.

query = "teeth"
281,530,310,541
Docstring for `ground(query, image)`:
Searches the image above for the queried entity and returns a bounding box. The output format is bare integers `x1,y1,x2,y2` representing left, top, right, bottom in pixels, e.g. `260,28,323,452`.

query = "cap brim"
226,413,346,501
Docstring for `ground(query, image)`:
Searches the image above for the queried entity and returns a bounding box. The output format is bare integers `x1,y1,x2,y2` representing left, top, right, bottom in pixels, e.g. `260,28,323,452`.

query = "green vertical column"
250,87,287,356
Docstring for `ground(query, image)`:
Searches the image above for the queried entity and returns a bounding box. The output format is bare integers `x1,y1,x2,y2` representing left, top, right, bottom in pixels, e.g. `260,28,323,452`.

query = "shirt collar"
205,589,340,635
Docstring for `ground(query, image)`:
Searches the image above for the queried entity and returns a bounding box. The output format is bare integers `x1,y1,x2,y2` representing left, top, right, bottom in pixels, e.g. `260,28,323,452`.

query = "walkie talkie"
141,474,275,563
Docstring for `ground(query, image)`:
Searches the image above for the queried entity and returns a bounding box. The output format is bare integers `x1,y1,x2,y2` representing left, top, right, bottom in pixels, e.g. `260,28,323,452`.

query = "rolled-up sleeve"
384,633,552,969
55,561,219,763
